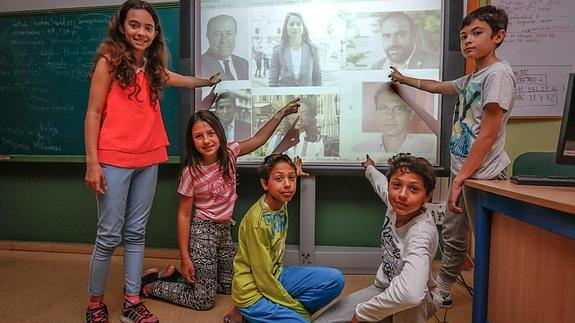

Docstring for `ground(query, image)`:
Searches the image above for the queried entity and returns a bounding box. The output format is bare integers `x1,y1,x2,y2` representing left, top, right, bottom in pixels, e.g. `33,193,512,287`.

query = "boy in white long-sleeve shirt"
315,153,438,323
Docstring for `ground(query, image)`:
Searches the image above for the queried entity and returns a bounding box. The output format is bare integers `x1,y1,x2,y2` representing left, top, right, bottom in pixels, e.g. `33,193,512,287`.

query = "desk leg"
473,191,492,323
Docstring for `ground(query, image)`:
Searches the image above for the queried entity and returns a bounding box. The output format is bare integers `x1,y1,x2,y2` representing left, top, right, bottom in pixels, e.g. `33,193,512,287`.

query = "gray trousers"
314,285,434,323
436,171,507,293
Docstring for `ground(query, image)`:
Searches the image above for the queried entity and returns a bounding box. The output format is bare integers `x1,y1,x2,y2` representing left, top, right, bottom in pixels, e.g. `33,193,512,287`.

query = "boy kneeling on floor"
315,153,439,323
228,154,345,322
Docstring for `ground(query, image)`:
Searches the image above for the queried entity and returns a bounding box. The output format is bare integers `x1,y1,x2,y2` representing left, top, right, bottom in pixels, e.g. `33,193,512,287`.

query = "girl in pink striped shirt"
140,98,300,310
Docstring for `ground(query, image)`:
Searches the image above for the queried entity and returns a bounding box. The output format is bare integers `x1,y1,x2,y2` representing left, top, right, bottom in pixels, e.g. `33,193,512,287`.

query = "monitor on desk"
556,73,575,165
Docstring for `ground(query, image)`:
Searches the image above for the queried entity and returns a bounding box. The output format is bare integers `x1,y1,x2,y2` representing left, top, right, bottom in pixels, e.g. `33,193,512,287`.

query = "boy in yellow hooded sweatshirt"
231,154,344,322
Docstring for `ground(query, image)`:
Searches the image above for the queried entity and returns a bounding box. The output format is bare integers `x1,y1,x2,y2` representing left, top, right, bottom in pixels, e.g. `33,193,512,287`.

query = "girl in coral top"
83,1,219,322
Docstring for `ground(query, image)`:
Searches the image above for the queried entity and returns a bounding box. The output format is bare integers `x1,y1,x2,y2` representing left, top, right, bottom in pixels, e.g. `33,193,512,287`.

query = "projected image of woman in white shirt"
269,12,322,87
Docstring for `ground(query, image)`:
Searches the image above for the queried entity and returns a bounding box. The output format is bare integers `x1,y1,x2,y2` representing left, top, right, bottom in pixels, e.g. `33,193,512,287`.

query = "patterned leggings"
150,217,235,310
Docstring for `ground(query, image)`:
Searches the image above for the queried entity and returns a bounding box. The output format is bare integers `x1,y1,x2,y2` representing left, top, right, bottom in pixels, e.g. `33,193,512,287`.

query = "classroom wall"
0,0,564,249
506,119,562,165
0,0,386,249
0,121,562,248
0,163,387,247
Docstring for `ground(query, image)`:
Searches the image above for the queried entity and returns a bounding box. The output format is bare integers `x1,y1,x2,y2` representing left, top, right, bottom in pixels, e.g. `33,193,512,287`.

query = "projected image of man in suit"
372,12,438,70
201,15,249,80
212,91,251,141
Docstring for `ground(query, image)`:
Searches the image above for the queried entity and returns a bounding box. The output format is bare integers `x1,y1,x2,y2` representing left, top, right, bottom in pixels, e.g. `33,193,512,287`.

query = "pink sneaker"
85,303,109,323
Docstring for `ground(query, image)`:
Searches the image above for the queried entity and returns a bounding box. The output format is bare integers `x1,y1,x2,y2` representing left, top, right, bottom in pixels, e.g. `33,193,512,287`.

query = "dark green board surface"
0,5,180,157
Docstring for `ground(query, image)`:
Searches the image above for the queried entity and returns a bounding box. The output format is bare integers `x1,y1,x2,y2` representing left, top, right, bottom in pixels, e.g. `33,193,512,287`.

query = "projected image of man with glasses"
353,83,436,155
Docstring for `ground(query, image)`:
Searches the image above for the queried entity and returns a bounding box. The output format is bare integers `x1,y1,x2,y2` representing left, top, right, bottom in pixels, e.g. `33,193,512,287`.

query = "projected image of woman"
267,97,324,157
269,12,322,87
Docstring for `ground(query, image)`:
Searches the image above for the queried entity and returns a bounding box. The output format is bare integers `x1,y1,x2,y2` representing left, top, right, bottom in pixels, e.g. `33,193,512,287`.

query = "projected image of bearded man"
372,12,438,70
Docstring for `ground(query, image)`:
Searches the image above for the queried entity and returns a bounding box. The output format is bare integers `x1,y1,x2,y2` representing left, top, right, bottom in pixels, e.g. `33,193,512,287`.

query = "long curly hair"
90,0,168,106
184,110,235,184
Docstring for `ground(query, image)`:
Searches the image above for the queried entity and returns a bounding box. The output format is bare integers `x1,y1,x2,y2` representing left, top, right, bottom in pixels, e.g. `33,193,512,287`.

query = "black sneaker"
159,265,181,283
120,301,159,323
223,307,245,323
85,303,109,323
140,269,159,297
431,289,454,309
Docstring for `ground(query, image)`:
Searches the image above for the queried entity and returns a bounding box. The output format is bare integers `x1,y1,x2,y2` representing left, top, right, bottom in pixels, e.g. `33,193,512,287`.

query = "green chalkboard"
0,5,180,157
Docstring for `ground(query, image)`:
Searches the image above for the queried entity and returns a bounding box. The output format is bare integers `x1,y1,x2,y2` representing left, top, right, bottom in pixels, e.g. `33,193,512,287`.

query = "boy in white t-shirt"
315,153,439,323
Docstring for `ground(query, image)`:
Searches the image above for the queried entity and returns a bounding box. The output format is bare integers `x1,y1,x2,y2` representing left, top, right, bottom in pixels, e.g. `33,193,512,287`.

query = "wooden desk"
465,179,575,323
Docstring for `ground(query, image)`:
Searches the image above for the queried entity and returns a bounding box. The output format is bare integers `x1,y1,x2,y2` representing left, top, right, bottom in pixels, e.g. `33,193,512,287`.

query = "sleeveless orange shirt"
98,71,169,168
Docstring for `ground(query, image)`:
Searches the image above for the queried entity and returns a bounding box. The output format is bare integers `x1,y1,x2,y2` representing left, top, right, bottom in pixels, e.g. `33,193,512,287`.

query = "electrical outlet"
427,203,446,225
300,252,312,265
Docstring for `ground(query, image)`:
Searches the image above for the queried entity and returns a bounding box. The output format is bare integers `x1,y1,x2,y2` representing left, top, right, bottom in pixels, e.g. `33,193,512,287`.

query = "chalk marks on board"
1,13,112,83
512,65,570,107
0,12,114,155
493,0,574,116
0,122,63,153
502,0,573,46
0,7,180,156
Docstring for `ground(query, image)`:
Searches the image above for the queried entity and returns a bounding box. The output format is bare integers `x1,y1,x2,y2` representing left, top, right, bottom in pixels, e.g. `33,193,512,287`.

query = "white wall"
0,0,174,12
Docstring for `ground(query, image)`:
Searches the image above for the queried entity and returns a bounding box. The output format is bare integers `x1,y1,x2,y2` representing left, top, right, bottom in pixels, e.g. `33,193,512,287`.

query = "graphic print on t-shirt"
262,210,287,240
380,216,400,282
208,176,234,201
450,82,481,158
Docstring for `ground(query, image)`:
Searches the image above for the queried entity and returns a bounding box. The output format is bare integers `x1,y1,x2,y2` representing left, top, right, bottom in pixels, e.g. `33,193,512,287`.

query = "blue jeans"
88,164,158,296
238,266,345,322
